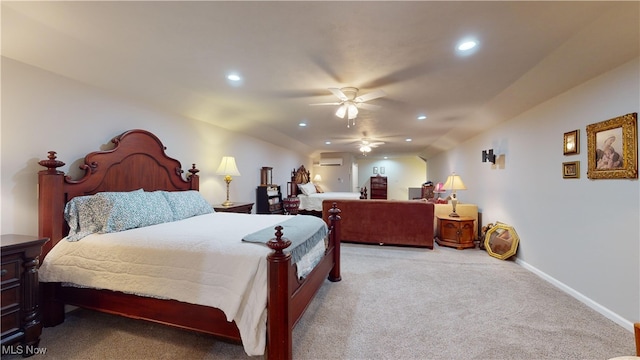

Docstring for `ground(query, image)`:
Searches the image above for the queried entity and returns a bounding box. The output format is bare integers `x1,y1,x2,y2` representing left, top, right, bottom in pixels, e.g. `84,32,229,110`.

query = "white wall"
357,156,427,200
1,58,309,234
427,58,640,329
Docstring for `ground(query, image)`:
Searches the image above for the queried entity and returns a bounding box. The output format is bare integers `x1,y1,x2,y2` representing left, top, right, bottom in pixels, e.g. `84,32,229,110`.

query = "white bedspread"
298,191,362,211
39,212,321,356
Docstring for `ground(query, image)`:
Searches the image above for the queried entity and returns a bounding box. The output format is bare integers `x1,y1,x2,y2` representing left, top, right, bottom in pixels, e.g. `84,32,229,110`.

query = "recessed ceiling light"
227,74,241,81
325,141,331,145
298,122,307,127
458,41,477,51
405,138,412,142
417,115,427,120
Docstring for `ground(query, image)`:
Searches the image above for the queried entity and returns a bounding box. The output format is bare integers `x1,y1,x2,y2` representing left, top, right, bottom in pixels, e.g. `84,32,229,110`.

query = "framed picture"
562,161,579,179
563,130,579,155
373,167,378,174
380,166,385,174
586,112,637,179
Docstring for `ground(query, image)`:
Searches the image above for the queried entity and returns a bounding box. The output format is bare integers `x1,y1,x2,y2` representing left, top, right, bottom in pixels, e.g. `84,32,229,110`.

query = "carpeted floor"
4,243,635,359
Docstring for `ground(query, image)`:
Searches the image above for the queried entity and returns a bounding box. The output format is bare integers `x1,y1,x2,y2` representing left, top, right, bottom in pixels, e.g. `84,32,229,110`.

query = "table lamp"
442,173,467,217
216,156,241,207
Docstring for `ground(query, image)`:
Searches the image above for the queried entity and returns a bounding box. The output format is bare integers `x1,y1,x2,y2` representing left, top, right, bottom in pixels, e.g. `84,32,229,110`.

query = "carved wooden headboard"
37,129,199,258
290,165,311,196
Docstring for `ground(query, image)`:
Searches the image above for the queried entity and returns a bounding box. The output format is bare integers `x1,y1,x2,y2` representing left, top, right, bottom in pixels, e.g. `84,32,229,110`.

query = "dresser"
435,216,475,249
370,175,387,199
1,234,49,352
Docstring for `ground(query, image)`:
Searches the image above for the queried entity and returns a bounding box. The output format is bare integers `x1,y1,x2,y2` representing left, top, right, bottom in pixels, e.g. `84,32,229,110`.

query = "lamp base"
449,211,460,217
221,200,234,207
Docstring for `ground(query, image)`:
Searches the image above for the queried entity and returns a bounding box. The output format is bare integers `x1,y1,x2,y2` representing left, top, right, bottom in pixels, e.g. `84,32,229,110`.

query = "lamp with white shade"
216,156,241,207
442,173,467,217
313,174,322,182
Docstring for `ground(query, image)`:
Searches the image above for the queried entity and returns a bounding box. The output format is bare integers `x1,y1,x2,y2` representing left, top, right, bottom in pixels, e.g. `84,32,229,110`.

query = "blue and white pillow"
64,189,174,241
160,190,213,221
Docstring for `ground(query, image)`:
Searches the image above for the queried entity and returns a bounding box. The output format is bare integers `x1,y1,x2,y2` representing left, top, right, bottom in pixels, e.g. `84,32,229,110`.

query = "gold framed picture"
562,161,579,179
563,130,579,155
586,113,637,179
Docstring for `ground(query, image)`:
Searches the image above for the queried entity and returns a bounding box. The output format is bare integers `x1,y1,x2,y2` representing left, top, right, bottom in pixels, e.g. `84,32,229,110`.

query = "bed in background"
37,129,342,359
290,165,365,217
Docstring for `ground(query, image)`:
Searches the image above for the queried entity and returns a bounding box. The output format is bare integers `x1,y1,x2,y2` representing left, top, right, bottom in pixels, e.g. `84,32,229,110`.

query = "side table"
1,234,49,354
213,202,254,214
435,216,475,249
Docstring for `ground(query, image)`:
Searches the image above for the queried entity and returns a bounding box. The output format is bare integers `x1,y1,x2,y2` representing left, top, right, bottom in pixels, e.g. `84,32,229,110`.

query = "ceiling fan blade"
309,102,342,106
370,142,385,147
357,103,381,111
328,88,349,102
355,89,386,103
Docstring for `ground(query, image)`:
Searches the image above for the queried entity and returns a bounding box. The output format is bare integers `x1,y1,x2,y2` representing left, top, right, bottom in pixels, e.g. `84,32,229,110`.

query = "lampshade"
335,104,347,118
216,156,241,176
313,174,322,182
442,173,466,191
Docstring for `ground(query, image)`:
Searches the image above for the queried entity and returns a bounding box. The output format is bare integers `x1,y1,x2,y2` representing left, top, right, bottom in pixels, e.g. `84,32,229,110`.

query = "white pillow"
299,182,317,196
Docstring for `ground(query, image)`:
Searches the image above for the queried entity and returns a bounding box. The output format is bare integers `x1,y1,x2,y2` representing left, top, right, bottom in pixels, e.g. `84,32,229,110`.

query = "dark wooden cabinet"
1,234,49,353
213,202,254,214
256,185,284,214
370,176,387,199
435,216,475,249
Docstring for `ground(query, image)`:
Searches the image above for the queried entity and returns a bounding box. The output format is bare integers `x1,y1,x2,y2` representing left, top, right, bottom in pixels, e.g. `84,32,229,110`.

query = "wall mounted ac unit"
319,158,343,166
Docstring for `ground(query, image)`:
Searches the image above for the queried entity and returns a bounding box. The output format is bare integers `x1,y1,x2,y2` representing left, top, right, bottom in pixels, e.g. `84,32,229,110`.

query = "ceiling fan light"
359,145,371,153
347,103,358,119
335,104,347,118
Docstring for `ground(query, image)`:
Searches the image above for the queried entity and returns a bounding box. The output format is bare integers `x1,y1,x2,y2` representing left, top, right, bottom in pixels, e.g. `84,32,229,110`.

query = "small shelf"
256,185,283,214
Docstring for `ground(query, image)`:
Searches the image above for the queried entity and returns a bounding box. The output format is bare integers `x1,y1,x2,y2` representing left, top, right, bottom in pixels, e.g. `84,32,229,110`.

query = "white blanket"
298,191,362,211
39,212,321,356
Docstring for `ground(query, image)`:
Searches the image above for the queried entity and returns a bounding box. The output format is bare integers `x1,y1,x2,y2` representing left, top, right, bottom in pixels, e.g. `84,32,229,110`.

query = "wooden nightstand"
435,216,475,249
1,234,49,353
213,202,254,214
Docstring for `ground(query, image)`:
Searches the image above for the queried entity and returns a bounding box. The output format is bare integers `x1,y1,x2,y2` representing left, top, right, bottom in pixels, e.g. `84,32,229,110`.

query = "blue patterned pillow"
160,190,213,221
64,189,174,241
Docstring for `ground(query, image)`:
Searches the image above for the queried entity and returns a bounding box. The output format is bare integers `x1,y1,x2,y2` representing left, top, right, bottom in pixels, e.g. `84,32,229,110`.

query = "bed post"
266,226,292,360
38,151,68,327
38,151,66,258
328,202,342,282
187,164,200,190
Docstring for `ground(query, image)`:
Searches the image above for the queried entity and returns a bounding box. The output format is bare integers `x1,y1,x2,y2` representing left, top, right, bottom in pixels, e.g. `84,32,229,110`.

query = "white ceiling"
3,1,639,159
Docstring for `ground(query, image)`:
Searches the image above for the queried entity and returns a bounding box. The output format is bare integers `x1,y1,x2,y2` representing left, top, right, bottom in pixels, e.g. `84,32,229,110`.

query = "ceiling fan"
310,87,386,127
355,139,385,155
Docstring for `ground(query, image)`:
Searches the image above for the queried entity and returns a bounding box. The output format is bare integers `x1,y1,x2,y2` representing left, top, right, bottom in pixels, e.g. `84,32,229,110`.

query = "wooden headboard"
290,165,311,196
37,129,199,258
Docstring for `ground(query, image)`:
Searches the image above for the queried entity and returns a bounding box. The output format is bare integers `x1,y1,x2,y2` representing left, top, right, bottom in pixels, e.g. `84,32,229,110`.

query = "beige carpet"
5,243,635,359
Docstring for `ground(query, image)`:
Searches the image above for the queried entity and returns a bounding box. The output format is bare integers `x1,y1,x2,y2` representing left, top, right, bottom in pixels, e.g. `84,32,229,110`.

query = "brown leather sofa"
322,199,434,248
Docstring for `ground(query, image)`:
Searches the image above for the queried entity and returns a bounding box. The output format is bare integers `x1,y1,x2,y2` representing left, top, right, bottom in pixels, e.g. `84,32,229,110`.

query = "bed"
290,165,365,217
37,129,342,359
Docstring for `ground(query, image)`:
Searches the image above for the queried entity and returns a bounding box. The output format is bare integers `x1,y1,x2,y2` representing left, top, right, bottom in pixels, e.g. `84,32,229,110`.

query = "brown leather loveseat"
322,199,434,248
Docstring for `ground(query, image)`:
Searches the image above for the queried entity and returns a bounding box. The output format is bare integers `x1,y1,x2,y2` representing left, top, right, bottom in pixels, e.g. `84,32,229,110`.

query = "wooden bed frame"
289,165,366,217
37,129,342,359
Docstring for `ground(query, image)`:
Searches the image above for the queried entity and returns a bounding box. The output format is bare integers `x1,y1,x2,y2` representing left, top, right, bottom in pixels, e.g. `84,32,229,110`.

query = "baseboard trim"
515,258,634,333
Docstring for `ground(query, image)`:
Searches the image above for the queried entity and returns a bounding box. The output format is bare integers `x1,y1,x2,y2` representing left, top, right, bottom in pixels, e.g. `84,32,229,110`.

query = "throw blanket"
242,215,328,264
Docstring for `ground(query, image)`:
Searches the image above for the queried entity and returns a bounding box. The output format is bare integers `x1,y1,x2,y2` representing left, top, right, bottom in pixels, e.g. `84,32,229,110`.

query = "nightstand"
1,234,49,353
213,202,254,214
435,216,475,249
